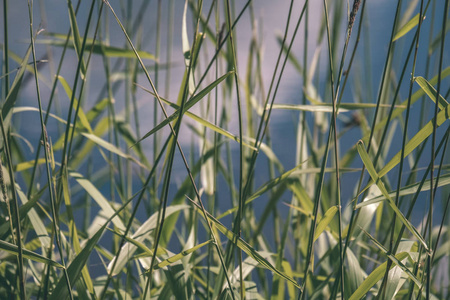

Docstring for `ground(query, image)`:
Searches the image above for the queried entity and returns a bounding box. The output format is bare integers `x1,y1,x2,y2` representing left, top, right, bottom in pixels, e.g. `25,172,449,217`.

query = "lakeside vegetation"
0,0,449,299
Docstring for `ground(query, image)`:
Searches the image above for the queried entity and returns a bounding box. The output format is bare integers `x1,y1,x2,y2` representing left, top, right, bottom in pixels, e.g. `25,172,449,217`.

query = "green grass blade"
415,76,449,109
0,239,63,268
70,172,126,232
151,240,212,271
1,45,31,120
314,206,338,242
67,0,86,78
80,132,148,170
393,13,424,41
348,252,409,300
356,140,428,250
360,103,450,195
361,228,421,288
189,199,302,291
107,205,188,276
134,71,234,144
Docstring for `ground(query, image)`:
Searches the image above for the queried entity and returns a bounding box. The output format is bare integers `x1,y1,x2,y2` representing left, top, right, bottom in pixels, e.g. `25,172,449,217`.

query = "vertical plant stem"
429,0,449,297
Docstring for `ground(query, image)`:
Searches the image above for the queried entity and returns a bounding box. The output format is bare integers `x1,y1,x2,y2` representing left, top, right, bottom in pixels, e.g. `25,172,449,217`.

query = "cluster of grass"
1,0,449,298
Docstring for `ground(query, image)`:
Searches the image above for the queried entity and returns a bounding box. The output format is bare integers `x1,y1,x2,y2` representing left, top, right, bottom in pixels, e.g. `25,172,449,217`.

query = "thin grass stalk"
223,0,245,296
301,1,340,297
103,133,170,299
391,126,449,262
429,0,449,296
152,0,162,198
27,1,76,298
430,193,450,266
294,0,309,274
124,0,133,200
58,0,97,193
0,114,25,299
309,1,361,297
66,2,104,168
215,0,298,294
26,0,81,200
239,1,309,228
329,2,368,293
0,155,14,245
341,0,403,281
100,3,236,298
379,2,425,298
2,0,9,97
208,1,221,298
190,1,251,96
419,0,437,130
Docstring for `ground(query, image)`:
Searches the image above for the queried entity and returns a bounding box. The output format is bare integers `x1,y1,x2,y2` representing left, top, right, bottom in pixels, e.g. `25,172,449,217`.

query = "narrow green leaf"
415,76,449,110
80,132,148,170
40,38,157,60
393,13,424,41
357,173,450,209
190,200,302,291
0,239,63,268
217,163,304,219
14,158,46,172
150,240,212,271
360,67,450,145
348,252,409,300
269,103,403,112
356,140,428,250
134,71,234,144
49,191,137,300
361,228,421,287
57,75,92,132
360,103,450,196
136,83,256,151
107,205,189,276
2,45,32,120
70,171,126,232
67,0,86,77
314,206,338,242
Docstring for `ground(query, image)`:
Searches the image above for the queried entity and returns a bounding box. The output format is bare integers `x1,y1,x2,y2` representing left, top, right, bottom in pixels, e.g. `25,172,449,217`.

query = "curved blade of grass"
356,140,428,250
106,227,167,258
15,158,46,172
61,169,94,296
13,106,69,125
57,75,92,132
15,185,51,248
134,70,234,145
189,198,302,291
361,228,421,287
348,252,409,300
360,66,450,145
40,37,157,60
150,240,212,271
415,76,449,109
49,191,137,300
217,162,304,219
67,0,86,78
269,103,404,112
107,205,189,276
0,239,63,268
357,173,450,208
136,82,256,151
70,172,126,232
80,132,148,170
360,103,450,196
393,13,425,41
2,45,31,120
314,206,338,242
